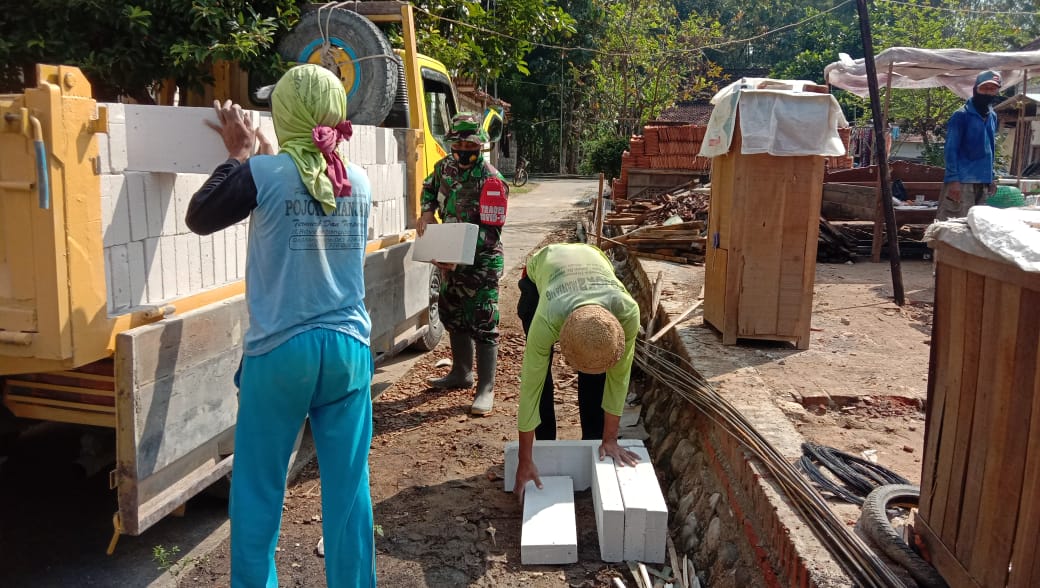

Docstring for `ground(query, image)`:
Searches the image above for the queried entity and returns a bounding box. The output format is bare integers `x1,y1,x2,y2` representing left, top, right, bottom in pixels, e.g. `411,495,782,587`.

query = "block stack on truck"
0,2,502,551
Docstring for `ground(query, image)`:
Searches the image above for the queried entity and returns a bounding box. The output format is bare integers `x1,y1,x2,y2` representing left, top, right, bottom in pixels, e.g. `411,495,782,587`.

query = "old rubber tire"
411,267,444,352
856,484,948,588
278,8,397,125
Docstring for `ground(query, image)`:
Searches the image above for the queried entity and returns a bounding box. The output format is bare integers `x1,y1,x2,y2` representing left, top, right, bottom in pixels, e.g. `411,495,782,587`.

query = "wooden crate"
703,118,824,349
917,241,1040,587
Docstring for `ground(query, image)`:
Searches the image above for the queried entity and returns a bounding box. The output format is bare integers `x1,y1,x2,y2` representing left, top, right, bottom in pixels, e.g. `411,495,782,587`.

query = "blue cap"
976,70,1002,89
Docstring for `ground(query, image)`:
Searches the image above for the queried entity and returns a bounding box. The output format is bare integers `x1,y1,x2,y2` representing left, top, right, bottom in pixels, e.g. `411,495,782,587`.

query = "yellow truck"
0,2,501,551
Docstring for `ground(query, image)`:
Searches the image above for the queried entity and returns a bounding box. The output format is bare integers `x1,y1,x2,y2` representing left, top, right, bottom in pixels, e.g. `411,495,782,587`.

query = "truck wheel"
278,8,398,126
411,268,444,351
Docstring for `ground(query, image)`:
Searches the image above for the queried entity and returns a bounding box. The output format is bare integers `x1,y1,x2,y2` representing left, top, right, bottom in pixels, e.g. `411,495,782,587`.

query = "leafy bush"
579,134,630,178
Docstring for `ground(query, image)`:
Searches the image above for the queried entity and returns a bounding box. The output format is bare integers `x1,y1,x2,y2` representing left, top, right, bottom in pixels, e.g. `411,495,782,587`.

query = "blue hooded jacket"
943,99,997,184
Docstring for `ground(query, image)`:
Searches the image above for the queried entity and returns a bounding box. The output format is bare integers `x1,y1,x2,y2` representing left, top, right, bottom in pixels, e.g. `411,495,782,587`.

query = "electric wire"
880,0,1040,17
634,339,906,587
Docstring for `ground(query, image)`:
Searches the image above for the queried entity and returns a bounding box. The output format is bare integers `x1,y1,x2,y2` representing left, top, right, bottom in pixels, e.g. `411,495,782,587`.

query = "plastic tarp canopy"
824,47,1040,99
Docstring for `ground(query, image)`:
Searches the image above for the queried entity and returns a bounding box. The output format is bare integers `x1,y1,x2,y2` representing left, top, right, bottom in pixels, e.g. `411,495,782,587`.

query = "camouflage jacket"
420,156,506,255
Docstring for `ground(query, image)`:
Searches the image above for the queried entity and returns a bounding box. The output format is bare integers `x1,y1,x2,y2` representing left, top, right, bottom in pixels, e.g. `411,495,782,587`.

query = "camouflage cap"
446,112,490,144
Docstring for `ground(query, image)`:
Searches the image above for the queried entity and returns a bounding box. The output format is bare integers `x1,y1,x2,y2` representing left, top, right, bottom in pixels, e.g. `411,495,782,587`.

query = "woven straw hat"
559,305,624,374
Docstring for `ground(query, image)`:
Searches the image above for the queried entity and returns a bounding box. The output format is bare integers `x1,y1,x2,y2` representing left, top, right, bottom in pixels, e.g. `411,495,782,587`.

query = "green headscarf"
271,64,348,215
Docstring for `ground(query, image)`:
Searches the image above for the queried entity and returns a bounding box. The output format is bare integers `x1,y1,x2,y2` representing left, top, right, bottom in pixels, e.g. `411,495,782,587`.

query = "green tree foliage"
579,132,630,177
0,1,298,102
413,0,575,80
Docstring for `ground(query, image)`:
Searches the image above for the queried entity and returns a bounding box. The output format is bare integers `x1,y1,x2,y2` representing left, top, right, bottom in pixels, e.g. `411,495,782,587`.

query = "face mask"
452,149,480,165
972,90,999,112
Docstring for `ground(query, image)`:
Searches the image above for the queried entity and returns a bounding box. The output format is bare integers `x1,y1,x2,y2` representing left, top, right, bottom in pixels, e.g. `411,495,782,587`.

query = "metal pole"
856,0,905,305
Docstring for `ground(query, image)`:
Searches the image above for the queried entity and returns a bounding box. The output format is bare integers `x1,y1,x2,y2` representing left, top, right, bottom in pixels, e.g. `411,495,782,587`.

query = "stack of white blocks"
97,103,408,316
505,439,668,565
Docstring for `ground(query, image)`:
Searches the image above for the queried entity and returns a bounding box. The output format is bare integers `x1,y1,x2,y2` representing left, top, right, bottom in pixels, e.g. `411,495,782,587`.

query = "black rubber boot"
471,342,497,415
428,332,474,389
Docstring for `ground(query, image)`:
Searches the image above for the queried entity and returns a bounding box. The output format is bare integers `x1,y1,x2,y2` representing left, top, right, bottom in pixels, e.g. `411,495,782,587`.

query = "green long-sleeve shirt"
518,244,640,432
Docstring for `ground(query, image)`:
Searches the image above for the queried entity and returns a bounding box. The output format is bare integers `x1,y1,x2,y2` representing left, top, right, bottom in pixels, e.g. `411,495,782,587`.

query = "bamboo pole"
870,62,895,263
856,0,905,305
595,173,605,248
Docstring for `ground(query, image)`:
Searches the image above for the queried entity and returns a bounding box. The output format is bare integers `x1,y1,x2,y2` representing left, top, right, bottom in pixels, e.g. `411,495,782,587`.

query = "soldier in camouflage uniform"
417,112,506,415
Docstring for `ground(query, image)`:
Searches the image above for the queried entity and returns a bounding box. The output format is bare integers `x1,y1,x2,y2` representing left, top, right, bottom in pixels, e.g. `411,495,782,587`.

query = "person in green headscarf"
186,63,376,588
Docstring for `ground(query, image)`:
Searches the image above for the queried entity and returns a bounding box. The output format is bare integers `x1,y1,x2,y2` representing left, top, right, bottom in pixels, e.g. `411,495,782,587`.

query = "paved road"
0,179,595,587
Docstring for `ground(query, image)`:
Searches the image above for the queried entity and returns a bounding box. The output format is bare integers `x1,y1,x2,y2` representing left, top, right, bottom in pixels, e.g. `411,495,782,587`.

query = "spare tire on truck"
278,7,398,126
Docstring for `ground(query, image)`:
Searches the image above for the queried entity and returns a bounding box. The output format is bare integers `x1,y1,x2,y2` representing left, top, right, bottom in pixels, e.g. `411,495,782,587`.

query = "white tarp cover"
924,206,1040,272
699,78,849,158
825,47,1040,99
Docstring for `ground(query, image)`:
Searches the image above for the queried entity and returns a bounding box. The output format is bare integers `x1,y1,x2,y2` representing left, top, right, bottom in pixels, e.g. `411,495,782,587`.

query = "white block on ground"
211,230,227,285
592,456,626,562
200,234,215,288
174,233,193,297
159,235,178,300
187,234,203,292
504,439,644,493
615,446,668,563
521,476,577,565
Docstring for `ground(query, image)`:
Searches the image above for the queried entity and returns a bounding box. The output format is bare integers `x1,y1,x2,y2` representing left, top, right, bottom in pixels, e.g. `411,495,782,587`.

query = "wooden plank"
925,264,966,533
1007,290,1040,588
937,242,1040,293
971,283,1028,587
940,269,984,543
914,516,983,588
955,275,1001,562
919,261,954,521
737,153,785,337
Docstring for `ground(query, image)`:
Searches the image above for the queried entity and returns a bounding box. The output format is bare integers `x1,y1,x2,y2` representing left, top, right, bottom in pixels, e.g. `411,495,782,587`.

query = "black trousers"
517,275,606,440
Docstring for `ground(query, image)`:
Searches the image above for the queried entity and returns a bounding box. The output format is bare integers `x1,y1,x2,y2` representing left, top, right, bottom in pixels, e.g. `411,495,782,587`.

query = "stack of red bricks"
613,124,711,199
825,127,854,171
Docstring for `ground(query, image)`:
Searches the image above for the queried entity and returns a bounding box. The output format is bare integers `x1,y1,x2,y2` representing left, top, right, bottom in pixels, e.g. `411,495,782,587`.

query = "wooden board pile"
597,183,708,265
613,124,711,199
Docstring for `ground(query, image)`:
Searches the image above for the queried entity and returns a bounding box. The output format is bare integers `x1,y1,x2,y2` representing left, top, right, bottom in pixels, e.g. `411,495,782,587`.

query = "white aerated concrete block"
174,234,192,297
143,237,163,302
223,227,237,282
592,456,626,562
187,234,203,292
125,173,149,242
142,173,165,238
124,105,261,174
200,234,215,288
211,230,227,285
101,174,131,247
107,245,131,313
504,439,644,493
100,103,128,174
127,240,147,307
258,112,275,147
616,446,668,563
521,477,577,565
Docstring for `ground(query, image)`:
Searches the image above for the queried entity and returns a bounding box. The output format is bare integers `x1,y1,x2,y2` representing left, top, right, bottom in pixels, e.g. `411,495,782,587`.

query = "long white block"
521,477,577,565
127,240,147,308
125,173,149,242
107,245,131,313
503,439,644,493
592,456,626,562
143,237,163,302
124,105,257,174
615,446,668,563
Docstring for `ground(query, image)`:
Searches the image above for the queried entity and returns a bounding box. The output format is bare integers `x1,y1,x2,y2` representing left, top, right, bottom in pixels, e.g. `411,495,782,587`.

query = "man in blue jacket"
937,70,1002,220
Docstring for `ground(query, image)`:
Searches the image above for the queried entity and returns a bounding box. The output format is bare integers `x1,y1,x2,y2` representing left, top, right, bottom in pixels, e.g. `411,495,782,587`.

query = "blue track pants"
230,328,375,588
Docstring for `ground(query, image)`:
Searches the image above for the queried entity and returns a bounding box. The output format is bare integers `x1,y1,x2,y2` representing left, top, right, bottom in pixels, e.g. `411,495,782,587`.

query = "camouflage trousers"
439,251,503,344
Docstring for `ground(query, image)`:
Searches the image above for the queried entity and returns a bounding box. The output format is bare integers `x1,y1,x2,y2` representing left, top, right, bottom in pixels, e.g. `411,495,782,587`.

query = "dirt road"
177,179,935,587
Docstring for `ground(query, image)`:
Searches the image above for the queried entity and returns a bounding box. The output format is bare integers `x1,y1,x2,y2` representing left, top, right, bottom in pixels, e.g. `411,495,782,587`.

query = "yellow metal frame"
0,66,248,379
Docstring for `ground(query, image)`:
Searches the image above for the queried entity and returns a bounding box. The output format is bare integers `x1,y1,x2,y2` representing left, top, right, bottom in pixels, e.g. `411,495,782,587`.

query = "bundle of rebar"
634,340,906,588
